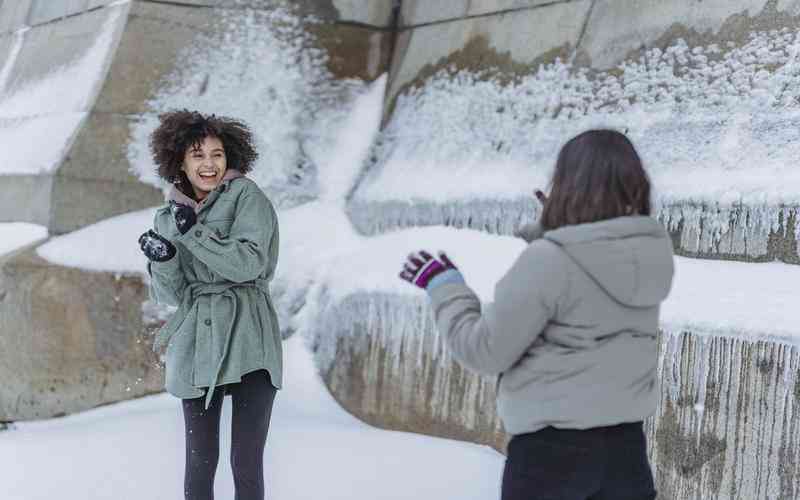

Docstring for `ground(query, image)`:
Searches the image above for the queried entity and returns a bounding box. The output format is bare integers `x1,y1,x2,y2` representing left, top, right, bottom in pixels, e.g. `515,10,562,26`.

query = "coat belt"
154,279,272,409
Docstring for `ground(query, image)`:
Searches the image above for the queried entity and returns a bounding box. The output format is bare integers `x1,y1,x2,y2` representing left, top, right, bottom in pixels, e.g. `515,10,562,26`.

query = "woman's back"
497,215,674,435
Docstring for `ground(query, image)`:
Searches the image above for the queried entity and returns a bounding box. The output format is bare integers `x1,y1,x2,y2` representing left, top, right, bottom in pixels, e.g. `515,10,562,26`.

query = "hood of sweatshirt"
167,169,245,211
543,216,674,308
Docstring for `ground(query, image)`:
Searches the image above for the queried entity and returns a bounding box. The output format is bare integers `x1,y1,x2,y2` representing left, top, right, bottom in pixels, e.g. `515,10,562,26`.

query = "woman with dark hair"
138,110,281,500
400,129,673,500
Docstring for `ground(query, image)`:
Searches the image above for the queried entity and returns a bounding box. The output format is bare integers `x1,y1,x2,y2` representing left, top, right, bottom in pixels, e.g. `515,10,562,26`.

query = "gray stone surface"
579,0,800,69
400,0,557,26
87,0,114,10
0,174,53,225
316,291,800,498
56,112,144,183
92,2,214,115
467,0,560,17
0,249,164,421
0,0,32,33
27,0,88,26
400,0,470,26
387,0,592,110
49,175,163,235
46,111,164,234
331,0,396,27
134,0,396,27
0,32,14,92
3,4,123,113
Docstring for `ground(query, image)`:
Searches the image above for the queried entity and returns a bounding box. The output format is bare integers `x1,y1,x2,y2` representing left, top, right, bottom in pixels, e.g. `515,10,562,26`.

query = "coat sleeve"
148,215,187,307
428,241,568,376
176,188,277,284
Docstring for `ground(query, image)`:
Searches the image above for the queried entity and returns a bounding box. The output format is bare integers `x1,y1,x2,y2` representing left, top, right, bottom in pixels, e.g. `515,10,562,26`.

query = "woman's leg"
587,423,656,500
182,389,225,500
501,427,603,500
228,370,277,500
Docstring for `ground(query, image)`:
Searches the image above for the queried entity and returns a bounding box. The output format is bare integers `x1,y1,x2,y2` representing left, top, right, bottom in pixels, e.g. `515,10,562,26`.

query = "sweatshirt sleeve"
176,187,277,284
428,241,567,376
148,215,186,307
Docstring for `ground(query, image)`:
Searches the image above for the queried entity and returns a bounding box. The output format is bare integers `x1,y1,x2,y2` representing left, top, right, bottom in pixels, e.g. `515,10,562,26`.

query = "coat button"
204,319,212,326
195,230,202,238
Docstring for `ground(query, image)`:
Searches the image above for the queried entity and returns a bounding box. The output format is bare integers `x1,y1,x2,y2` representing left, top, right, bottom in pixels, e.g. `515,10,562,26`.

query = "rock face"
0,246,163,421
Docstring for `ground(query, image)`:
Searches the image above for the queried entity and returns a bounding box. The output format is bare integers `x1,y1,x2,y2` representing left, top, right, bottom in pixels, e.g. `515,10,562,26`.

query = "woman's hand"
534,189,548,205
170,201,197,235
138,230,176,262
513,189,548,242
399,250,458,290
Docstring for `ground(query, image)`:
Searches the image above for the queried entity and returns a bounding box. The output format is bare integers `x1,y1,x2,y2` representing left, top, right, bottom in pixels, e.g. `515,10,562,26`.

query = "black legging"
182,370,277,500
501,422,656,500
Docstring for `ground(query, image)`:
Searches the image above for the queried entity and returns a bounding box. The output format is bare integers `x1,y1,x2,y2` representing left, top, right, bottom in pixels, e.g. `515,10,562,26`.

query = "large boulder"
0,246,162,421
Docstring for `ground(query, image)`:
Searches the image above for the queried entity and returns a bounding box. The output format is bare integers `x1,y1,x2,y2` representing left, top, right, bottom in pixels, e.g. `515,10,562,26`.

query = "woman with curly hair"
138,110,281,500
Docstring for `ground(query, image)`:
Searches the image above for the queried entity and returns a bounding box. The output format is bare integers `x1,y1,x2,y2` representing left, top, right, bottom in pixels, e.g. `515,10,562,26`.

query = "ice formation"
351,31,800,255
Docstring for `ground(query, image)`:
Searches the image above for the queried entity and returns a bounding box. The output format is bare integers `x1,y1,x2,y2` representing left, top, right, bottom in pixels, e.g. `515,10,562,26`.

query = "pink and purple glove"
399,250,459,290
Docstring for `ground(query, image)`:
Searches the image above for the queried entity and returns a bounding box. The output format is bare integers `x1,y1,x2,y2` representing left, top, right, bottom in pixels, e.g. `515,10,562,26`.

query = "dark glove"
138,230,176,262
169,201,196,235
399,250,458,289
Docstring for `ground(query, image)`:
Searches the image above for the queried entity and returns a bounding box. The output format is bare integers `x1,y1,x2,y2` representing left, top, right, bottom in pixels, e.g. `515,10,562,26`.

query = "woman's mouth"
198,172,217,181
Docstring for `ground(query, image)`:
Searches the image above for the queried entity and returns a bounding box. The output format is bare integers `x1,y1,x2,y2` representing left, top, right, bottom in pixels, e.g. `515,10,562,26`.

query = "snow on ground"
0,2,129,175
0,222,47,256
0,335,504,500
36,208,155,274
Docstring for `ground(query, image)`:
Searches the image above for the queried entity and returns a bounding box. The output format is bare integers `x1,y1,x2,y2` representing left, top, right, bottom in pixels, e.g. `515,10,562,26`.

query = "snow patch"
0,223,48,256
0,335,504,500
36,208,155,273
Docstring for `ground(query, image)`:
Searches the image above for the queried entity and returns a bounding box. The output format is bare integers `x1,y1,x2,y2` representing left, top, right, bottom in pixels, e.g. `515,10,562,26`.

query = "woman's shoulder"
228,176,269,200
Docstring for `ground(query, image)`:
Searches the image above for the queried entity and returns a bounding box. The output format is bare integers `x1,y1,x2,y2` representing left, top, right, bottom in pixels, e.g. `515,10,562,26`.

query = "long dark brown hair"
540,129,651,231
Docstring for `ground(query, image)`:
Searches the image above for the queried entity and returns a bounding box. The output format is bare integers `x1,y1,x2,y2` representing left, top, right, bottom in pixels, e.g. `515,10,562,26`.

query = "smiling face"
181,136,228,200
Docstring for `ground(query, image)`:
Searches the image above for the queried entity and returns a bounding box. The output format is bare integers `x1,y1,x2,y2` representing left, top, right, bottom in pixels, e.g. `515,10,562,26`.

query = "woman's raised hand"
138,230,176,262
399,250,458,290
513,189,548,242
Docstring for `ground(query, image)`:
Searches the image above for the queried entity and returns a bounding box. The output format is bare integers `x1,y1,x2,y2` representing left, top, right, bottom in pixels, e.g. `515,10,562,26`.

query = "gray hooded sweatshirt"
428,216,674,435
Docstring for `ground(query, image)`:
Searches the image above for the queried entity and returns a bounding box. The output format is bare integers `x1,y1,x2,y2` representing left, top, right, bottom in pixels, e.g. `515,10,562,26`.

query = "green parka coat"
148,169,282,409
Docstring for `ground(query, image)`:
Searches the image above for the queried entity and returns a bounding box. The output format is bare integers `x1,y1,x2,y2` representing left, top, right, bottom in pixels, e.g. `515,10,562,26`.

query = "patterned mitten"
138,230,176,262
399,250,458,290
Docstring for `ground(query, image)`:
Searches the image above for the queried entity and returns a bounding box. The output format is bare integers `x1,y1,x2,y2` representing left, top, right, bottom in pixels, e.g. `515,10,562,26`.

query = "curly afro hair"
149,109,258,185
